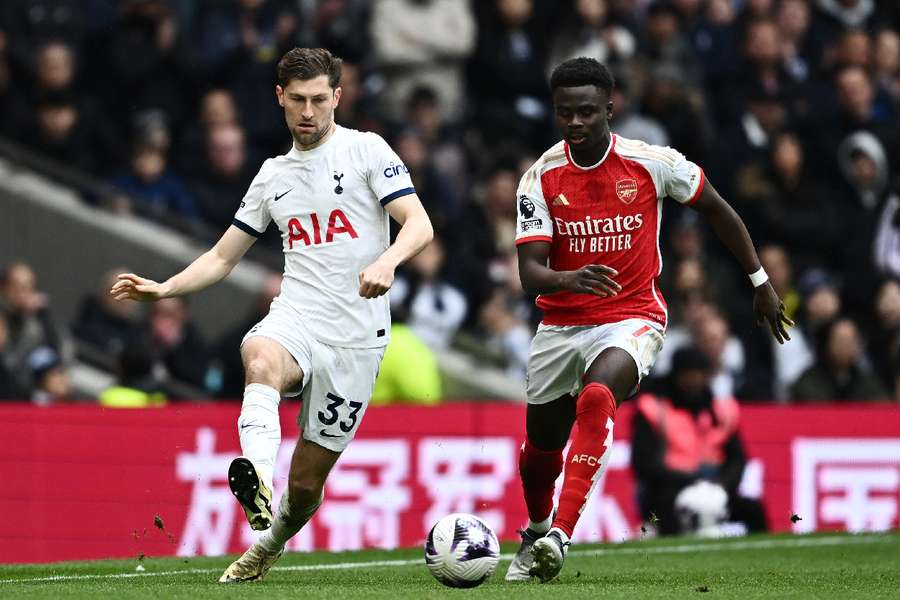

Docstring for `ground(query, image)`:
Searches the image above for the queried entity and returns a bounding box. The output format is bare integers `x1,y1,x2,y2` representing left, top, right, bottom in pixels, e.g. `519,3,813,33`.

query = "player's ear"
606,100,614,120
275,84,285,107
333,86,342,108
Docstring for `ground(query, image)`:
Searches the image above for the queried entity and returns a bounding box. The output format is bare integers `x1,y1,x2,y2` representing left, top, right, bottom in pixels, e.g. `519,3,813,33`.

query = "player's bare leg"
230,337,303,531
506,395,574,581
531,348,637,583
220,437,340,583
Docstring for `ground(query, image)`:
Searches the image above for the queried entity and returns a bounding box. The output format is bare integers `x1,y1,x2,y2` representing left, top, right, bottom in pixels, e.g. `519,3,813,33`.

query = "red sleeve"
515,235,553,246
685,168,706,206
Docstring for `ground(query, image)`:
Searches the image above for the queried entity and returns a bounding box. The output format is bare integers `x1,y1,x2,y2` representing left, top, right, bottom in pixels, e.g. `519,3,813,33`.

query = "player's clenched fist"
109,273,169,302
561,264,621,297
358,260,395,299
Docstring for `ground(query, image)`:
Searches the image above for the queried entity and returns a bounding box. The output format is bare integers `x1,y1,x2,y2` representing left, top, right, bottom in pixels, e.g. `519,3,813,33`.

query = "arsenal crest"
616,178,638,204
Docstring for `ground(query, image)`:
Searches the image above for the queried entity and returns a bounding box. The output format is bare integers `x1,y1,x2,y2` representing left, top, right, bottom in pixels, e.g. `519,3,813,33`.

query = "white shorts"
525,319,665,405
242,304,385,452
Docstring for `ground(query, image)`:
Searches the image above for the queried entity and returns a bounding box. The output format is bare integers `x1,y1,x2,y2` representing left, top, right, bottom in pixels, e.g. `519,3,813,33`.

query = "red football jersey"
515,134,705,329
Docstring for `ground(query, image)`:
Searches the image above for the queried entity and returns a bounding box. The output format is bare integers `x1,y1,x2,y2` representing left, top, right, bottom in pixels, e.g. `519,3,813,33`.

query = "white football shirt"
233,125,415,348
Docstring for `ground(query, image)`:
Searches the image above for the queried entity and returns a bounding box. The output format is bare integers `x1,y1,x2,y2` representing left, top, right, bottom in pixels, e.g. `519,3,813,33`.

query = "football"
424,513,500,588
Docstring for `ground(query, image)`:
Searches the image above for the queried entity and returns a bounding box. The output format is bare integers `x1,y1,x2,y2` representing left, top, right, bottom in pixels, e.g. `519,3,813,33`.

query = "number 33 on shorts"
317,392,364,434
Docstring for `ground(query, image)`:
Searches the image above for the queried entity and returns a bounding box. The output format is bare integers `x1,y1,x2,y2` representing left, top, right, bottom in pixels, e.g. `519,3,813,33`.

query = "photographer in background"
631,347,767,536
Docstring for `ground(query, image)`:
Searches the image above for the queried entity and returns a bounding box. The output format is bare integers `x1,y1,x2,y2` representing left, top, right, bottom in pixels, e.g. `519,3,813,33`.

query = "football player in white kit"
110,48,434,582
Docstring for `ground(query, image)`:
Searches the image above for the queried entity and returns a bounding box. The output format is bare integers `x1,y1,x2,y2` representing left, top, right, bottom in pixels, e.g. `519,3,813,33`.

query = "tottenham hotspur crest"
333,172,344,195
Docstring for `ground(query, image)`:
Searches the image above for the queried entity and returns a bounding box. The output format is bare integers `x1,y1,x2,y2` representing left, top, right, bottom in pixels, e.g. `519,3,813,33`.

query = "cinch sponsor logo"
287,209,358,249
383,162,410,178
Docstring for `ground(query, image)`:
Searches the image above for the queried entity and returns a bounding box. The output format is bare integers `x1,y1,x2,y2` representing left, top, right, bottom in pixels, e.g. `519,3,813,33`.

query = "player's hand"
109,273,169,302
562,264,621,297
358,260,395,299
753,281,794,344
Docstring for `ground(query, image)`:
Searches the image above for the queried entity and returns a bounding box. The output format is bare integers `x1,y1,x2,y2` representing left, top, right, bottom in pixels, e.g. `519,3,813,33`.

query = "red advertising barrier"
1,402,899,564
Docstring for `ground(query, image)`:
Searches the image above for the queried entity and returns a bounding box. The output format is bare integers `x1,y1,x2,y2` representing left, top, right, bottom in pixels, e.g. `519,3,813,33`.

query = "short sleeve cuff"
515,235,553,246
379,187,416,206
685,168,706,206
232,218,264,237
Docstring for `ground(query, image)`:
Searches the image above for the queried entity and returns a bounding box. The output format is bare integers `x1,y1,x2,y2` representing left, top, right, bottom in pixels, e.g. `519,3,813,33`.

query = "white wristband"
749,267,769,287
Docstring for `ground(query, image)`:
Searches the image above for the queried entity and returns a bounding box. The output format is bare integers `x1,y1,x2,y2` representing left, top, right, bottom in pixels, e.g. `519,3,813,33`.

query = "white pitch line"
0,534,889,584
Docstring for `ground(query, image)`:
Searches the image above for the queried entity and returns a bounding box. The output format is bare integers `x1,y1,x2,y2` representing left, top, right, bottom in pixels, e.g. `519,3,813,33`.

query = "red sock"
518,439,564,524
553,383,617,537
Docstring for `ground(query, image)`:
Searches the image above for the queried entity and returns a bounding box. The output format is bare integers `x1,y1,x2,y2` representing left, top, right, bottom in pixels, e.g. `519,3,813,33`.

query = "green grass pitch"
1,533,897,599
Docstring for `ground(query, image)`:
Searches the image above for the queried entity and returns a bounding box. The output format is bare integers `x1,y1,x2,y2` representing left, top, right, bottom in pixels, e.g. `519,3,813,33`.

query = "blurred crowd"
1,0,899,404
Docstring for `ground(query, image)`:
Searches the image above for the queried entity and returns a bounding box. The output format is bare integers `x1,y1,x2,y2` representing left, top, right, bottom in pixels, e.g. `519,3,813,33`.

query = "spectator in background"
111,142,198,222
3,0,86,70
99,343,166,408
479,284,532,379
640,66,710,165
194,0,300,156
370,317,442,406
71,268,145,359
733,130,841,272
686,0,740,101
836,130,899,314
548,0,636,75
176,88,242,176
639,0,703,88
404,86,467,205
393,128,458,234
215,274,282,400
371,0,475,122
873,28,900,105
796,268,842,340
791,317,888,402
190,123,256,231
776,0,814,84
659,211,741,324
0,312,20,400
609,74,669,147
711,84,788,198
333,61,369,131
0,262,68,396
695,311,745,399
96,1,191,135
27,346,71,405
147,297,210,391
759,244,801,322
391,238,467,351
632,347,767,536
468,0,553,150
25,91,100,174
448,160,520,316
869,279,900,392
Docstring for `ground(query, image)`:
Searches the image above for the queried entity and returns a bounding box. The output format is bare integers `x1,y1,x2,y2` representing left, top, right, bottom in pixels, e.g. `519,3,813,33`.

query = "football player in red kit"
506,58,793,583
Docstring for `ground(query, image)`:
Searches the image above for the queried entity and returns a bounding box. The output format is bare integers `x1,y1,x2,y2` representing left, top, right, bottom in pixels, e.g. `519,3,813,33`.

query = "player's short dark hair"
549,57,615,97
277,47,342,89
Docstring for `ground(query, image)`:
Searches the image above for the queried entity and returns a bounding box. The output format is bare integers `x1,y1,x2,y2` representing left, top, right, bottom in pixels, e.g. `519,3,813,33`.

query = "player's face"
276,75,342,149
553,85,613,154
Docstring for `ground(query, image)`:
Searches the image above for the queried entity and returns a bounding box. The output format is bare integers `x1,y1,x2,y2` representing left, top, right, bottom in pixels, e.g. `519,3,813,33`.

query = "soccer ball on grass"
424,513,500,588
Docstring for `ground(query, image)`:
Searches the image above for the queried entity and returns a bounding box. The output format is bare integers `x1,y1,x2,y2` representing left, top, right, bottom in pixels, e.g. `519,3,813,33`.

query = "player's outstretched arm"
690,181,794,344
517,241,621,297
110,225,258,302
359,193,434,299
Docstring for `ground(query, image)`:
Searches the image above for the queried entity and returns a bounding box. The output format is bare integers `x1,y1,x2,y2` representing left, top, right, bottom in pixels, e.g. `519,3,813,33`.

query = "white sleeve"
365,133,417,207
233,160,272,237
663,149,705,205
514,169,554,245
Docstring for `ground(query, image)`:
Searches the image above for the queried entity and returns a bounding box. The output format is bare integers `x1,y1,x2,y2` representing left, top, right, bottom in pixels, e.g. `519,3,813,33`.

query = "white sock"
528,514,553,534
238,383,282,490
258,489,323,552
